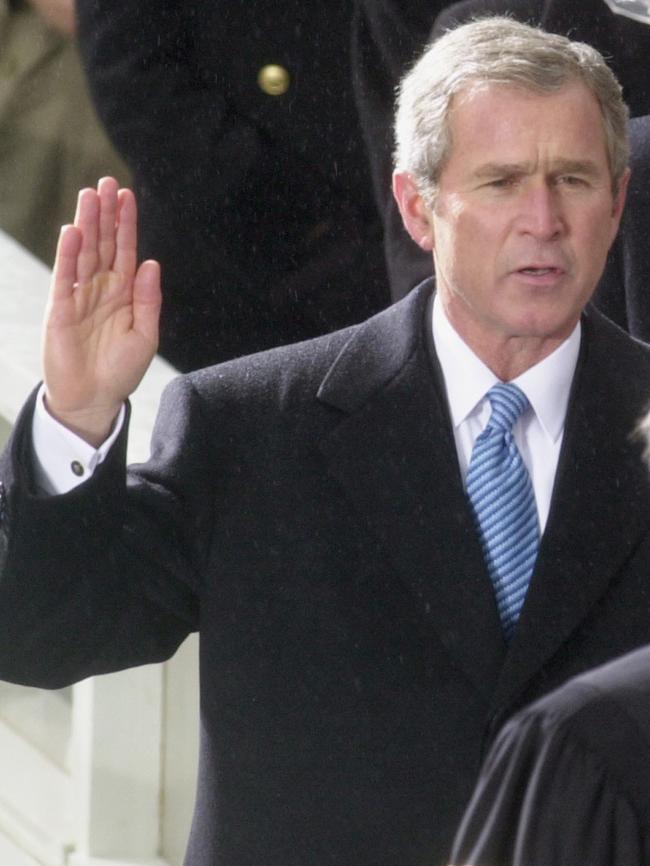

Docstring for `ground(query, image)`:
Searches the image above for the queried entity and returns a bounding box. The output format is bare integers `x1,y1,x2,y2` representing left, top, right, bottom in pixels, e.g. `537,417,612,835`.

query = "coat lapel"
491,307,650,715
317,290,650,717
318,283,505,699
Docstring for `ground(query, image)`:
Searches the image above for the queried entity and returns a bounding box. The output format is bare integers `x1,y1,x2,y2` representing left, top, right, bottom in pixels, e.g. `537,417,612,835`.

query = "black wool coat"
76,0,390,372
596,115,650,341
3,284,650,864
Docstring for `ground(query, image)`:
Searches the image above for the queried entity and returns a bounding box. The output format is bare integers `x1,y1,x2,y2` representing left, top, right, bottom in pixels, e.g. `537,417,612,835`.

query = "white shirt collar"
432,293,581,442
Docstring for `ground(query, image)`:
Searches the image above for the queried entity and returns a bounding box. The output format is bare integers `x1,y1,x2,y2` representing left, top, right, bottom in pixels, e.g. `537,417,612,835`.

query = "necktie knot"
486,382,529,433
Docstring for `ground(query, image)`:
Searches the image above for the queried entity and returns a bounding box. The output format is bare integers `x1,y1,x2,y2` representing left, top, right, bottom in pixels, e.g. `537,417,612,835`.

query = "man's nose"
517,182,565,240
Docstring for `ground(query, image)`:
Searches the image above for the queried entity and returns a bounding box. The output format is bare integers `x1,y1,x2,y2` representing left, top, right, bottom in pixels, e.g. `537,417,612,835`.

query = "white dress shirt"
32,386,125,494
432,294,581,533
32,297,581,523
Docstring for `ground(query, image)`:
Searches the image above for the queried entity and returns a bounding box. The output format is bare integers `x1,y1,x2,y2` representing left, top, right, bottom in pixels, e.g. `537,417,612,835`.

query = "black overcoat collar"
317,282,650,715
318,281,505,699
491,304,650,714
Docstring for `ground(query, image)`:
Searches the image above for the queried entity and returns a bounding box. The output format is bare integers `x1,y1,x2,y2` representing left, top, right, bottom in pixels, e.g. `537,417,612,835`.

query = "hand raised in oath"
42,177,161,447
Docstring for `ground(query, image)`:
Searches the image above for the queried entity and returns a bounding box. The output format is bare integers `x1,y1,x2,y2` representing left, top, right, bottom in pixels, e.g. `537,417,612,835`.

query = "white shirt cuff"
31,383,126,495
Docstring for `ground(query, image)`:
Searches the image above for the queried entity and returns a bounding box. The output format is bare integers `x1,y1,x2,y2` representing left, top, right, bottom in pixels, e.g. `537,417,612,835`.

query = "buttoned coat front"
2,283,650,865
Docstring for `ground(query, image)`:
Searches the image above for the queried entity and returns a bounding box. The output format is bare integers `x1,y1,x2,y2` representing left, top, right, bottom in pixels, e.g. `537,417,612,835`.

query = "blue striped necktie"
465,382,540,639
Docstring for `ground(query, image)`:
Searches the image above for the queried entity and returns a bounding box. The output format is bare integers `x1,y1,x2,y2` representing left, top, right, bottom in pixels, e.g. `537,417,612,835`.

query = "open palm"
43,177,161,445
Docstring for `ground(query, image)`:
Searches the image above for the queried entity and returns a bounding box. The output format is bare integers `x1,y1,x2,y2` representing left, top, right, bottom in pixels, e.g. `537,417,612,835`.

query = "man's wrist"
33,385,126,494
43,395,123,448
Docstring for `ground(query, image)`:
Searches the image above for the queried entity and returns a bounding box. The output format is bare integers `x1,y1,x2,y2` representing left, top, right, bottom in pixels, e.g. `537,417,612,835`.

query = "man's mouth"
518,266,562,276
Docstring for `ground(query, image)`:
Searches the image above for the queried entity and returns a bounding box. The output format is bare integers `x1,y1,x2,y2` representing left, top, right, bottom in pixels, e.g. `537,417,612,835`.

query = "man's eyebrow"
548,158,603,177
473,162,531,178
472,159,603,178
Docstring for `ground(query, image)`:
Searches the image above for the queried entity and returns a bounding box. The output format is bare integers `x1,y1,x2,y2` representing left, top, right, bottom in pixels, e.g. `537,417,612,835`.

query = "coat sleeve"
0,376,214,689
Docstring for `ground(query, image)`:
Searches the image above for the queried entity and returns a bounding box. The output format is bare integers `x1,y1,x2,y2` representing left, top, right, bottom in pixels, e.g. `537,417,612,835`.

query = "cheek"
433,206,507,290
433,230,467,285
436,213,488,261
577,205,621,253
574,224,615,280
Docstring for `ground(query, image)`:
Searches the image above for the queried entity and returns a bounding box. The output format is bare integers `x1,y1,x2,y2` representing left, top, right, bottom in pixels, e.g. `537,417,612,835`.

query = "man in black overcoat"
2,17,650,866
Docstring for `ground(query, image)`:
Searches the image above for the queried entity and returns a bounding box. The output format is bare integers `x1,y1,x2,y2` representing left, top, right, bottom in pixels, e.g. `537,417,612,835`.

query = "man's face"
427,81,628,351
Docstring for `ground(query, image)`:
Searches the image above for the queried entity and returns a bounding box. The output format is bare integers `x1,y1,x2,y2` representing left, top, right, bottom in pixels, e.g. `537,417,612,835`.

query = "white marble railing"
0,229,199,866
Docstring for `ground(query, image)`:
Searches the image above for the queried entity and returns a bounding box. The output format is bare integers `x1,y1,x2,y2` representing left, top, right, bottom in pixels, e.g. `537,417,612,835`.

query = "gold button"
258,64,290,96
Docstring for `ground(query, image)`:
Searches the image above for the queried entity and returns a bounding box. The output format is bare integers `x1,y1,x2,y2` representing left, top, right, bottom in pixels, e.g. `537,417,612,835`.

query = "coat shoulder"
181,282,433,420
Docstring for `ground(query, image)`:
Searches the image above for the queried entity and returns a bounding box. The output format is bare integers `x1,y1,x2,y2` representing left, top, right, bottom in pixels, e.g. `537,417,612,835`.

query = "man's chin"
501,311,581,343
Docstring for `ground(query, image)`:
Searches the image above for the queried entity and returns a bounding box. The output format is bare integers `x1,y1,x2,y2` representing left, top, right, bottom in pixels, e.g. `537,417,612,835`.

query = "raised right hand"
42,177,161,447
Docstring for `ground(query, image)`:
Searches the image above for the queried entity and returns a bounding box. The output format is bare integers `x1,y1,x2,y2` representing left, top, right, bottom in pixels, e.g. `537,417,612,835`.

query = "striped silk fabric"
465,383,540,639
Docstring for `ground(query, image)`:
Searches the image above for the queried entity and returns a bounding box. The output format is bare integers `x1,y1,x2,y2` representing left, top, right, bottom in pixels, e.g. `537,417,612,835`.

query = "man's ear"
605,166,631,250
392,172,435,251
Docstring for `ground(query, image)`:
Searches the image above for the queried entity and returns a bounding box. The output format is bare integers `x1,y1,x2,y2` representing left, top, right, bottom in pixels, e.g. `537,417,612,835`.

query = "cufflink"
70,461,85,478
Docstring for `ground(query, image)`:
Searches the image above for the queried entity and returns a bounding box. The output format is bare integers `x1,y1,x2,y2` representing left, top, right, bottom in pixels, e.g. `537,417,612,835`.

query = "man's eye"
487,177,516,188
557,175,586,186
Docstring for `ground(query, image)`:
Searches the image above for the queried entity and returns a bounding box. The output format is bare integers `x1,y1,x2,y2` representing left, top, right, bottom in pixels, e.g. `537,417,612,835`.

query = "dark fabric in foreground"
451,644,650,866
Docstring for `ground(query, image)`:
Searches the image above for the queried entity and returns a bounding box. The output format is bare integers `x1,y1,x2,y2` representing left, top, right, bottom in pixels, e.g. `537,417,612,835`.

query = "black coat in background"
435,0,650,118
4,286,650,864
450,645,650,866
352,1,456,299
355,0,650,313
596,116,650,341
76,0,390,372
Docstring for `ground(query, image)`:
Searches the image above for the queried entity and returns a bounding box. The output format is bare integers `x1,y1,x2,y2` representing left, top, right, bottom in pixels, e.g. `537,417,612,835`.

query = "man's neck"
460,332,571,381
441,306,578,381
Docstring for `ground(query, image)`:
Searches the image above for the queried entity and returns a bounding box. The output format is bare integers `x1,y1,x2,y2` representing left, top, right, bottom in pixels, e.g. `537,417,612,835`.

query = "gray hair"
394,16,630,205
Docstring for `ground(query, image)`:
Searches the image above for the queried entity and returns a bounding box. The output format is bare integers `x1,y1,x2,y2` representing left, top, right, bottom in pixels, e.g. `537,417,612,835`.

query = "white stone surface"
0,718,72,865
0,830,45,866
0,230,198,866
0,683,71,770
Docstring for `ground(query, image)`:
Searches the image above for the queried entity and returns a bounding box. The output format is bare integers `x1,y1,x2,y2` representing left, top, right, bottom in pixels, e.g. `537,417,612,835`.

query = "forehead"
443,80,610,174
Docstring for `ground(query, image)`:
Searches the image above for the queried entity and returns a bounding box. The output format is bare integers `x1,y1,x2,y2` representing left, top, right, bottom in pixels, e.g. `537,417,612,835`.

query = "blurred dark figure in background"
595,114,650,339
352,1,460,299
354,0,650,326
0,0,129,263
449,645,650,866
75,1,390,372
435,0,650,117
